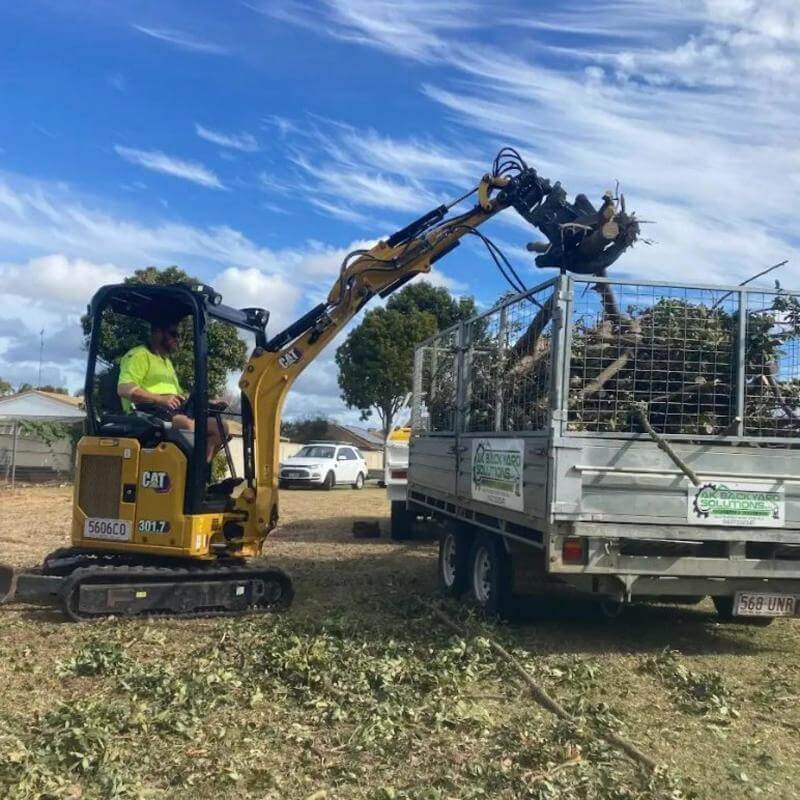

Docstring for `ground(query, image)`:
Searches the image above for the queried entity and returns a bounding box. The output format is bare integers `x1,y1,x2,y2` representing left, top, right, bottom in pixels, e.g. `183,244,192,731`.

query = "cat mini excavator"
0,148,639,620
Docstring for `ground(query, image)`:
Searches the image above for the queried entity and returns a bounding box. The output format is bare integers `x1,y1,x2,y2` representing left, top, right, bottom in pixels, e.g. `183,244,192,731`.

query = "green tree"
280,416,331,443
386,281,476,329
336,308,437,438
81,266,247,398
336,281,476,438
16,382,34,393
38,385,69,394
0,377,12,396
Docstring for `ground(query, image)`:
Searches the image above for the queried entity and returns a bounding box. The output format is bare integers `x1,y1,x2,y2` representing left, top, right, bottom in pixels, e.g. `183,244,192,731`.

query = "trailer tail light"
391,469,408,480
562,537,587,565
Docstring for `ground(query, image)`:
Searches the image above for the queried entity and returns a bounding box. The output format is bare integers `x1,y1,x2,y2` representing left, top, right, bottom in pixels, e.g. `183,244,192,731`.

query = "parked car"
279,442,367,490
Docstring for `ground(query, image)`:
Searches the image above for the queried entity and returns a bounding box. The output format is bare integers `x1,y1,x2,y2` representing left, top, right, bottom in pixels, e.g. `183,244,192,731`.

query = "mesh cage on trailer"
744,289,800,437
411,276,800,442
412,326,460,433
464,282,557,433
564,278,800,440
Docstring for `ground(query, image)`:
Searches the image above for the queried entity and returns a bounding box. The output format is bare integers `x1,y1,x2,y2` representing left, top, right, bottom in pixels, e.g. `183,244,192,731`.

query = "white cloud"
0,174,378,284
195,124,259,152
0,254,124,309
114,146,225,189
213,267,302,331
132,25,229,55
308,197,369,224
284,121,482,218
421,267,467,294
269,0,480,62
287,0,800,285
291,152,427,213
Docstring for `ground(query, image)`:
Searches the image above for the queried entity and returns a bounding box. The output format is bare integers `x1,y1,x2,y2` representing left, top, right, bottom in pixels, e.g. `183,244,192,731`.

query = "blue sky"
0,0,798,420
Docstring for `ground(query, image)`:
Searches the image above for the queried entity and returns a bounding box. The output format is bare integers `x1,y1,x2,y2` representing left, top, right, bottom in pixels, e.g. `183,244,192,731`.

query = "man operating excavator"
116,317,228,463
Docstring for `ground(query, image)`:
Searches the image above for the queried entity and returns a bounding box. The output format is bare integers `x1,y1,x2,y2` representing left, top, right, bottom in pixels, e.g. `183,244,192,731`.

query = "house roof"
38,391,83,407
328,423,384,450
0,390,86,422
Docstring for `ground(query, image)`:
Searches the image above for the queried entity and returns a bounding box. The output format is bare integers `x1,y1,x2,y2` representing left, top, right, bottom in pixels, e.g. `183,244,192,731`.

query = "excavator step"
0,552,294,621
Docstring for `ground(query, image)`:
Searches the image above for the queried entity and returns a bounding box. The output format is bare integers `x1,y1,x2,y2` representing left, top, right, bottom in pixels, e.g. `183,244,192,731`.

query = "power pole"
37,328,44,388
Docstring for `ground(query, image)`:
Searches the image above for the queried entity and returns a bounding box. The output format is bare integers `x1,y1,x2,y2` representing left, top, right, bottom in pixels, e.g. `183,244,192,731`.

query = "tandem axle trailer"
407,275,800,620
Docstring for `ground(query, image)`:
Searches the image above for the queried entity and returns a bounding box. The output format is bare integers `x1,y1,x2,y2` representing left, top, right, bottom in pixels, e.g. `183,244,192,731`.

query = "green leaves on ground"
0,614,692,800
641,648,738,722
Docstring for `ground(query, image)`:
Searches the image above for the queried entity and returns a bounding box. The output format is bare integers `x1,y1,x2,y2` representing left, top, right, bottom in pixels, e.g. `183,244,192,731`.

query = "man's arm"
117,383,183,411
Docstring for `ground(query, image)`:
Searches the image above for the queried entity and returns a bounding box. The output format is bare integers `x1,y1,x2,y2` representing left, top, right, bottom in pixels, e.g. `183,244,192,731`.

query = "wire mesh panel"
412,327,460,433
566,281,740,435
465,283,556,432
744,290,800,437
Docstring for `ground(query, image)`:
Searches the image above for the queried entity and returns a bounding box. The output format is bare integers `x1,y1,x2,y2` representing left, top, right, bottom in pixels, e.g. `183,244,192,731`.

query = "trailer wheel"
390,501,414,541
469,535,512,618
438,528,468,596
713,596,774,626
598,597,625,619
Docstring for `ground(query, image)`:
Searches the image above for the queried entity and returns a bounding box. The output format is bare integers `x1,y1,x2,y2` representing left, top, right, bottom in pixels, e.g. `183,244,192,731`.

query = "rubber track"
58,561,294,622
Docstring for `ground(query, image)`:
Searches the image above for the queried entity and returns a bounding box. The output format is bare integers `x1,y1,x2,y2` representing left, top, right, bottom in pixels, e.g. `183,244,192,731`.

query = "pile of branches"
567,290,739,434
426,283,800,438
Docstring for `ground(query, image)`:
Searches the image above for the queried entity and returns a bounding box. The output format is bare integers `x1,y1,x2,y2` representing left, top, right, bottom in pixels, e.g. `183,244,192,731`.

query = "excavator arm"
235,148,639,553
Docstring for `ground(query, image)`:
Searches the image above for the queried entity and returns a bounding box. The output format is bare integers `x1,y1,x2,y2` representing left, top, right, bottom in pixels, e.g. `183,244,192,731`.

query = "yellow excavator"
0,148,638,620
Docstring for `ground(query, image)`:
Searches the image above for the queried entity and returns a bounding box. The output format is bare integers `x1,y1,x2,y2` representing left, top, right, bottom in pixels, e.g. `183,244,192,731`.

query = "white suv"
279,443,368,490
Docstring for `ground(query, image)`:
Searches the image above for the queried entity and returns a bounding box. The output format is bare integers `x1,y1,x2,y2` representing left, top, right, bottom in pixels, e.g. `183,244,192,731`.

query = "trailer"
407,274,800,620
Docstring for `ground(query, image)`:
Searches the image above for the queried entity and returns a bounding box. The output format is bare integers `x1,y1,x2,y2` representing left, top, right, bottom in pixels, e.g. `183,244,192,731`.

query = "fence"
412,276,800,441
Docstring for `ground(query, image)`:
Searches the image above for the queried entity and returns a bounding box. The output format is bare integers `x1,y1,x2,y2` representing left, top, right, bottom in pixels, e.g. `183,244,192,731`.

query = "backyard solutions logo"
471,438,524,512
689,482,784,528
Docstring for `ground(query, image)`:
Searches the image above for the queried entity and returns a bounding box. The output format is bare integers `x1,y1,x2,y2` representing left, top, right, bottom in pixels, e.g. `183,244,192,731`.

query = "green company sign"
473,442,521,496
692,483,782,523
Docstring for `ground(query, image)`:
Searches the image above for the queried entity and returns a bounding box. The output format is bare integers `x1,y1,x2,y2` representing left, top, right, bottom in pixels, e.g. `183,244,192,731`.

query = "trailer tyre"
713,596,774,626
438,528,469,596
469,535,512,618
390,501,414,541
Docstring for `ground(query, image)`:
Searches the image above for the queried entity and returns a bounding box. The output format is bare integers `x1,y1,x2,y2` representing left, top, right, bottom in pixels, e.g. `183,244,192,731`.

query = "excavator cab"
80,283,268,526
1,281,294,620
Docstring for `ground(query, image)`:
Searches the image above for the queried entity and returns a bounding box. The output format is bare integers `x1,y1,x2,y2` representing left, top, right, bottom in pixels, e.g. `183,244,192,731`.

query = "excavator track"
3,549,294,622
60,563,293,622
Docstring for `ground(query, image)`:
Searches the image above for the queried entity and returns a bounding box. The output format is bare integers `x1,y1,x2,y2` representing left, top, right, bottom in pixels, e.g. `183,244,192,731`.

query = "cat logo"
278,347,302,369
142,471,171,493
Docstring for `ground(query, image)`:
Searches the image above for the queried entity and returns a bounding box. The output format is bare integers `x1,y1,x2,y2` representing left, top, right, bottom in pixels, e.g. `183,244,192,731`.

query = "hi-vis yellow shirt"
117,345,184,412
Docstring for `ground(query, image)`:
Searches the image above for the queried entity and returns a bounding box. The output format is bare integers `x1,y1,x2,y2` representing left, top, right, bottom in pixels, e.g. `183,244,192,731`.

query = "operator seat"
95,365,195,458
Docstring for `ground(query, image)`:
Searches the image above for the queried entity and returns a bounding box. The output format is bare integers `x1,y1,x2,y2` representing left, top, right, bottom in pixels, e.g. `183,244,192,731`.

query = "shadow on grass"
500,594,785,657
